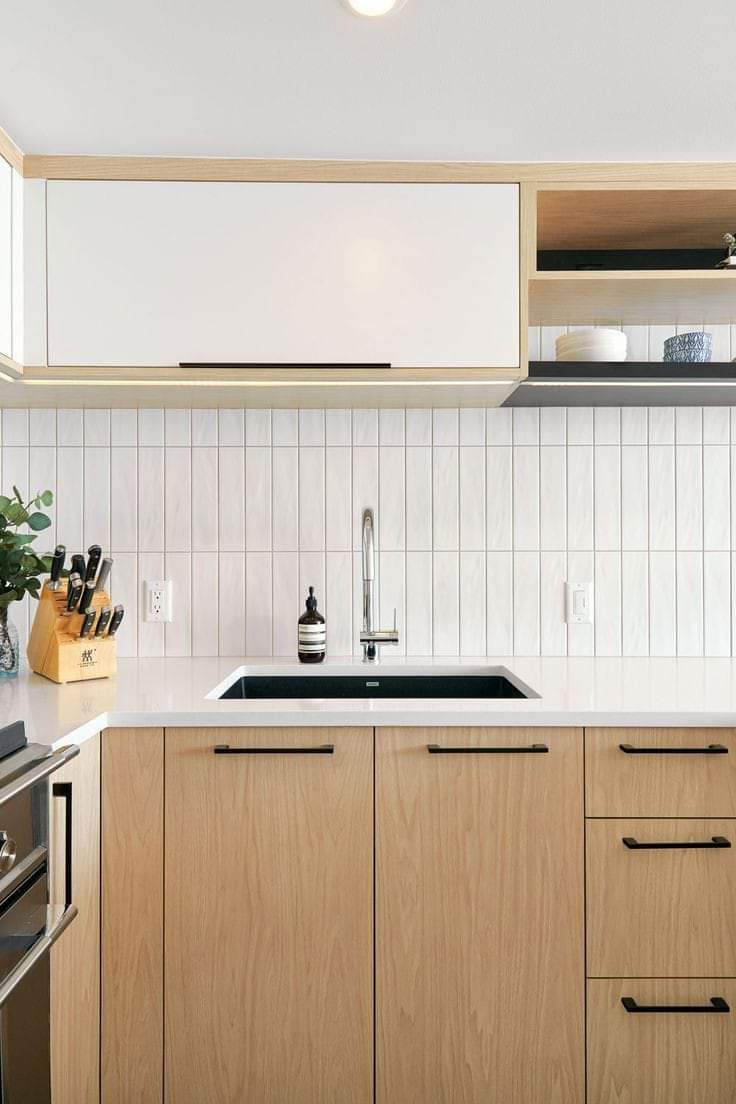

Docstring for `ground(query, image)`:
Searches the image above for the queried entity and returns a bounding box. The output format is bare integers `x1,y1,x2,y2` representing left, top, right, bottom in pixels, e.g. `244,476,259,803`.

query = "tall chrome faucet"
359,508,399,662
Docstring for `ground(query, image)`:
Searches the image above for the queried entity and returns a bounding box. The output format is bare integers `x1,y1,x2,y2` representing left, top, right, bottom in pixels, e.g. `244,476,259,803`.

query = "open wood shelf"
529,270,736,325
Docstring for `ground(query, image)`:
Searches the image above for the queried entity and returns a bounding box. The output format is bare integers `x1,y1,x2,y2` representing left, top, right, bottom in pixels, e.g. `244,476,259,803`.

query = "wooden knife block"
27,582,117,684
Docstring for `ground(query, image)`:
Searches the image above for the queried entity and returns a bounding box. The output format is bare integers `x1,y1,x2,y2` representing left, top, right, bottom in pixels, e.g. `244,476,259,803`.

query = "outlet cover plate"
144,579,173,623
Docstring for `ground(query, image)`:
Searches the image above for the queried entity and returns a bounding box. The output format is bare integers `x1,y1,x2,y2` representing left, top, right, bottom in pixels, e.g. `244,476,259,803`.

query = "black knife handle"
65,575,83,612
622,996,730,1014
95,607,112,636
78,581,96,614
107,605,124,637
49,545,66,585
622,835,731,850
70,554,86,579
85,545,102,582
78,611,96,638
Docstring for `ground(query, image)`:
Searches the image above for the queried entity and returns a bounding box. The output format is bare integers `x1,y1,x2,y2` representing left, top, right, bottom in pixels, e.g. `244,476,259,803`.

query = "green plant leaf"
0,497,11,513
27,512,50,532
12,487,22,505
39,490,53,507
4,503,27,525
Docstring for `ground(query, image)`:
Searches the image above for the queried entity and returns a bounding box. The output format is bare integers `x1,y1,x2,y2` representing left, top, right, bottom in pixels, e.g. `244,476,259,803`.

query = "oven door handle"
0,904,77,1009
0,744,79,809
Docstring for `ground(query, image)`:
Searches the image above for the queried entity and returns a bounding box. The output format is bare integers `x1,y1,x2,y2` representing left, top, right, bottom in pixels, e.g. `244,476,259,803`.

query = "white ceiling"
1,0,734,161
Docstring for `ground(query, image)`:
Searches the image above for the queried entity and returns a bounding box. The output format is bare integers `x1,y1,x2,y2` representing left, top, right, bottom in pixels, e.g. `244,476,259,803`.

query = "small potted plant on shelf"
0,488,53,677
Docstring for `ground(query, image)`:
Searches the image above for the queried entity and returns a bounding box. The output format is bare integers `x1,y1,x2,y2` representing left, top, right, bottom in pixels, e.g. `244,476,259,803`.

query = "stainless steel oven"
0,721,79,1103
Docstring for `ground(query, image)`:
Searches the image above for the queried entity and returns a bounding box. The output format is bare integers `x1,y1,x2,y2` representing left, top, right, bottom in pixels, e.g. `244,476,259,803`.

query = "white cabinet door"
46,181,519,369
0,157,11,359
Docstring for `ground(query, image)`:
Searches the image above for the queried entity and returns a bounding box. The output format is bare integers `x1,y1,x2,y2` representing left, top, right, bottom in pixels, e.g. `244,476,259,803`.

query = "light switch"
566,580,593,625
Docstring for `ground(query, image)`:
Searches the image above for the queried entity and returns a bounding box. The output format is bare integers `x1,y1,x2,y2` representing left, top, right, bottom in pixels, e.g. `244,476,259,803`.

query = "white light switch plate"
566,580,593,624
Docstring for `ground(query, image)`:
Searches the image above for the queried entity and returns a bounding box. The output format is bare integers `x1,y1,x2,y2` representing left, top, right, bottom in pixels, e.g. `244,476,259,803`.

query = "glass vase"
0,606,20,678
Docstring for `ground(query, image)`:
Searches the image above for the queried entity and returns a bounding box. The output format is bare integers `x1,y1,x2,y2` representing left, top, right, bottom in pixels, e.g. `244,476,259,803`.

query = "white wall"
1,0,734,161
4,403,735,662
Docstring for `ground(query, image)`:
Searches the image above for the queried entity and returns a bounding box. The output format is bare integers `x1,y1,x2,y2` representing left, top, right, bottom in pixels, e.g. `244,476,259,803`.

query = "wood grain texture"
586,728,736,818
376,726,584,1104
530,269,736,325
587,818,736,977
22,155,736,183
102,728,163,1104
0,125,24,174
538,188,736,250
588,979,736,1104
164,727,373,1104
50,733,100,1104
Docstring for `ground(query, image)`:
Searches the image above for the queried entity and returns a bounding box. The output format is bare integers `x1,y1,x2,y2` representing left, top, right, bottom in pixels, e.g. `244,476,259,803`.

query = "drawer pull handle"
213,744,334,755
622,996,730,1014
622,835,731,850
619,743,728,754
427,744,549,754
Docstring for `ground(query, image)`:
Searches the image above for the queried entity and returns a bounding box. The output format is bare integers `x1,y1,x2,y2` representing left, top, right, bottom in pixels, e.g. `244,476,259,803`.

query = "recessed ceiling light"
342,0,407,16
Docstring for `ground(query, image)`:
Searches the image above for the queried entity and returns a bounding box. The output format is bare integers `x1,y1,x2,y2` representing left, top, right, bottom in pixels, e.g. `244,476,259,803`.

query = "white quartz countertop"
4,655,736,750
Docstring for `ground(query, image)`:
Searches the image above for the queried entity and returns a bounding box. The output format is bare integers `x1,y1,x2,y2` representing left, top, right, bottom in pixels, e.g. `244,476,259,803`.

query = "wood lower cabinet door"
50,734,100,1104
102,728,164,1104
589,979,736,1104
376,726,584,1104
587,818,736,977
164,727,373,1104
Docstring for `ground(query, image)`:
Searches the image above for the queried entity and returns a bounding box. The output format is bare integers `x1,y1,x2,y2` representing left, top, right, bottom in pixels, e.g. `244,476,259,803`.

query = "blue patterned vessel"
663,332,713,363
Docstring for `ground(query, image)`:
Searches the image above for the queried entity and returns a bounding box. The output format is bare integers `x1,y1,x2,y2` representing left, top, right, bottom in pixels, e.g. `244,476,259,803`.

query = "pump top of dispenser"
305,587,318,611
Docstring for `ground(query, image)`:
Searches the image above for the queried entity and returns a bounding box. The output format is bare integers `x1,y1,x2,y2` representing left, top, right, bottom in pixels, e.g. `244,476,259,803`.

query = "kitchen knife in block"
27,569,117,684
95,557,113,593
47,545,65,591
85,545,102,583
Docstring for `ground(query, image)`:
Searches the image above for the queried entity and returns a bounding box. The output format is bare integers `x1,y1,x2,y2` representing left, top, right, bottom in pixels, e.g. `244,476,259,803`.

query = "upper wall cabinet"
0,156,11,359
45,181,519,369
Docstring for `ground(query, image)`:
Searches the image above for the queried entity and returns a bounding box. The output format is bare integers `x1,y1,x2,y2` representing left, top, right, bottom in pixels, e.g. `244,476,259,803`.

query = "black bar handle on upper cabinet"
622,835,731,850
427,744,549,754
619,743,728,754
51,782,73,910
213,744,334,755
622,996,730,1014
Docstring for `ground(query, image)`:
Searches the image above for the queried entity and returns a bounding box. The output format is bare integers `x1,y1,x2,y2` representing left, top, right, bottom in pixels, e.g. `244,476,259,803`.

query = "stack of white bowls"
555,328,627,362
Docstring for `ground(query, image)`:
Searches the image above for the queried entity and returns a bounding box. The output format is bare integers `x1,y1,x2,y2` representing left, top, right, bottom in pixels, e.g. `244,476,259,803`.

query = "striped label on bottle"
298,624,326,653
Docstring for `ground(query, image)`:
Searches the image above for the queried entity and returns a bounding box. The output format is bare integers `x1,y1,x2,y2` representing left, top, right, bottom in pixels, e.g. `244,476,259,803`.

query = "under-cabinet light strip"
19,378,518,388
526,379,736,387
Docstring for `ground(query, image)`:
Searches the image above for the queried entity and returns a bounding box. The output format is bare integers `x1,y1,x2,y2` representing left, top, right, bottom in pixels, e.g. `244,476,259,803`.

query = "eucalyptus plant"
0,487,54,607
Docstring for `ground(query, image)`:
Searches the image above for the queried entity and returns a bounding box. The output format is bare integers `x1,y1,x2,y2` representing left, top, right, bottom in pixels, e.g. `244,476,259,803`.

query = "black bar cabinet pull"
427,743,549,754
213,744,334,755
52,781,73,910
622,996,730,1014
622,835,731,850
619,743,728,754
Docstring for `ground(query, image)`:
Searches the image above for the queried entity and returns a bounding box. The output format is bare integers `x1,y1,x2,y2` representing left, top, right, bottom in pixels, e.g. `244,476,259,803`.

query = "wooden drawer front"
587,819,736,977
588,979,736,1104
586,728,736,817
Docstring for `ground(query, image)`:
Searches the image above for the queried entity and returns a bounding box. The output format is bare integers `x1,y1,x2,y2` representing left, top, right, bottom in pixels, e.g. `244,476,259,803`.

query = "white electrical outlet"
566,580,593,625
144,579,173,623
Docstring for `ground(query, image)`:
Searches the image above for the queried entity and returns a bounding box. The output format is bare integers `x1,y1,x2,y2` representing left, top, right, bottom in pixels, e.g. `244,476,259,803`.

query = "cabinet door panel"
376,726,584,1104
0,156,11,358
587,818,736,977
589,979,736,1104
102,728,163,1104
586,727,736,817
164,727,373,1104
47,180,519,368
50,734,100,1104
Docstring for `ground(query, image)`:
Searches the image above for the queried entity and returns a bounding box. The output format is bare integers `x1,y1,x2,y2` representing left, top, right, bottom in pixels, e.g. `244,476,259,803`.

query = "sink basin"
213,667,535,701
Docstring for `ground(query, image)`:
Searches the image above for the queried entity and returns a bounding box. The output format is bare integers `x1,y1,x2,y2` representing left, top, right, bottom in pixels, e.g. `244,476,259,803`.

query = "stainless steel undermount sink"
209,665,537,701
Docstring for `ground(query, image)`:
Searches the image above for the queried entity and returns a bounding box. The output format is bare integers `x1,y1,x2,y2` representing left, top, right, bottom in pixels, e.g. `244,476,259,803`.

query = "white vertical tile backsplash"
6,398,736,660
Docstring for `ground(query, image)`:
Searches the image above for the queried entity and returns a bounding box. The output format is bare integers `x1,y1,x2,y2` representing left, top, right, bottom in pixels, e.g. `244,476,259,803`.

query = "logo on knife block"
80,648,97,668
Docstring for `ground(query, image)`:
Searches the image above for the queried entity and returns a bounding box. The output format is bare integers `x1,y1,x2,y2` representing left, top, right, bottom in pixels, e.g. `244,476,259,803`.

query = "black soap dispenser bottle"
298,587,326,663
